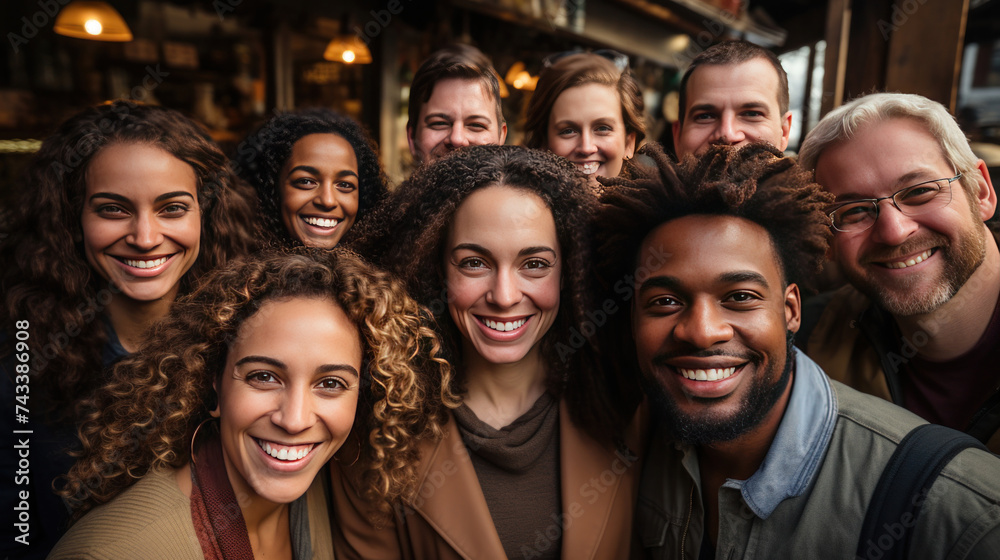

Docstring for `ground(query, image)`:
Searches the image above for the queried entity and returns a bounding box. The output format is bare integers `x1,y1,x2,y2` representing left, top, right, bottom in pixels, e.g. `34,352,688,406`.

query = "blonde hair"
799,92,979,196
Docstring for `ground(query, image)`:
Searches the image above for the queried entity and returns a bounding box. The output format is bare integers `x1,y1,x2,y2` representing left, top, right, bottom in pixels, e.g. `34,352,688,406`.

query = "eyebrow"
688,99,771,113
287,165,359,179
424,112,491,124
89,191,195,204
830,168,947,202
451,243,556,258
236,355,360,378
639,270,770,292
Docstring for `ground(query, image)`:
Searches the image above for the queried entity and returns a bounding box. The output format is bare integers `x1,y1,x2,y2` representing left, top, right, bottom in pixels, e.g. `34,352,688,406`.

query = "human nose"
447,125,470,148
271,387,313,434
313,183,339,210
577,131,597,155
672,299,733,349
126,212,164,250
486,269,523,308
869,199,919,246
715,114,746,145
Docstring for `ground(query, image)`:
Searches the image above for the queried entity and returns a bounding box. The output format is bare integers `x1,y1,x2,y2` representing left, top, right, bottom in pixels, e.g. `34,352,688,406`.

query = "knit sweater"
47,467,334,560
47,469,202,560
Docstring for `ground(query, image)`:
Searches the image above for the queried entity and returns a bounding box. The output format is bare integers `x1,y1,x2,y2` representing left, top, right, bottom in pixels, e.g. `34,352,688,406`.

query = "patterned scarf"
189,433,256,559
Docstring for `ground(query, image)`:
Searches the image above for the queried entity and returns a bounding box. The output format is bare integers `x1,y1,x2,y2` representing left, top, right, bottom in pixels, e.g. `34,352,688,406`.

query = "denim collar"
719,348,837,519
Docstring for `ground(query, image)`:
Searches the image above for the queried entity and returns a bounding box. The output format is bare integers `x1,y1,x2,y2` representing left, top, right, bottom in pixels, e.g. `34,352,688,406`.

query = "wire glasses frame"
827,173,963,233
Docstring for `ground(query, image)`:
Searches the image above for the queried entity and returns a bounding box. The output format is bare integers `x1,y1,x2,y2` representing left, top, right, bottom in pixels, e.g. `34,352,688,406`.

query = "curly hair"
0,100,259,423
60,248,458,519
354,144,629,442
232,108,389,247
596,142,833,294
524,53,646,151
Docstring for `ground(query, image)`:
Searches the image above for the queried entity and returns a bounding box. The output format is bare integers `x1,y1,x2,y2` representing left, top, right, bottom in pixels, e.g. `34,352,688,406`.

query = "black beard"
643,332,796,446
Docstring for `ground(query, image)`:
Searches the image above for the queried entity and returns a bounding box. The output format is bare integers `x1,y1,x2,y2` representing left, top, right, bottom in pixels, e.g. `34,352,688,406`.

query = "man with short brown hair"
673,40,791,160
407,44,507,166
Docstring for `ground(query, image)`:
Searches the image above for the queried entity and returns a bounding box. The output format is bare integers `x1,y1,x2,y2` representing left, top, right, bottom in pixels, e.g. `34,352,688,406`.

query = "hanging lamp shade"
54,1,133,42
323,35,372,64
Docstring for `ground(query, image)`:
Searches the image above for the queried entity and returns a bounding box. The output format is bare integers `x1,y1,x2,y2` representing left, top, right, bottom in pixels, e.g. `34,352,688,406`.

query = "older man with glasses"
798,92,1000,452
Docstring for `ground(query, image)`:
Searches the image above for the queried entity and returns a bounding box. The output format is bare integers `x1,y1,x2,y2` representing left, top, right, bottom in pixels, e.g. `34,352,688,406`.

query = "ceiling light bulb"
84,19,102,34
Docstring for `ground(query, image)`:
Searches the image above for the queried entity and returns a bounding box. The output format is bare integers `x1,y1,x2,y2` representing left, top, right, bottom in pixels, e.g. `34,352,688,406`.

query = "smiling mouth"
578,162,600,175
479,316,528,332
880,248,934,269
255,438,316,461
115,256,171,269
677,366,740,381
302,216,341,229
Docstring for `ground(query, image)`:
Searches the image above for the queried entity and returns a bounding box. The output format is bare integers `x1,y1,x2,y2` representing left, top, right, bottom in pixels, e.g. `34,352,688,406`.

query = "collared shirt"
636,349,1000,560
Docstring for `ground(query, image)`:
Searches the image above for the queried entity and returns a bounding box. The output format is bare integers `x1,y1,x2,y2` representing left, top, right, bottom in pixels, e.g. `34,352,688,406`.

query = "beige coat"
331,399,647,560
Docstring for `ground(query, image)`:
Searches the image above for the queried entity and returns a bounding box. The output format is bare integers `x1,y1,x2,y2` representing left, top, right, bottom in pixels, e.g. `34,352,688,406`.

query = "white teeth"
678,367,737,381
303,216,340,228
258,440,313,461
580,162,599,175
124,257,168,269
886,249,933,269
483,318,526,332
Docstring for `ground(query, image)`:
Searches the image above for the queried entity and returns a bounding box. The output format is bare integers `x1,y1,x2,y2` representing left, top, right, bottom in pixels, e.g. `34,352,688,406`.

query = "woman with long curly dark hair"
336,145,645,560
49,248,457,559
233,108,389,249
0,100,257,560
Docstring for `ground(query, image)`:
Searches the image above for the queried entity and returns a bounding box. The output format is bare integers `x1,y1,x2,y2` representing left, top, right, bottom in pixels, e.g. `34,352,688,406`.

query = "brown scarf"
189,433,256,560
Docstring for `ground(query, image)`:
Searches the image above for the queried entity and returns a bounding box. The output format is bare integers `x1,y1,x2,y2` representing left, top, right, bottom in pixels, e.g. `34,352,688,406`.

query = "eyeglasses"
826,174,961,233
542,49,629,72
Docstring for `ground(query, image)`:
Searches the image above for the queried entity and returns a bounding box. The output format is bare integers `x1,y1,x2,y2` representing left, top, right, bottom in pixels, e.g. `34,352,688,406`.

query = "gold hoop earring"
189,417,217,467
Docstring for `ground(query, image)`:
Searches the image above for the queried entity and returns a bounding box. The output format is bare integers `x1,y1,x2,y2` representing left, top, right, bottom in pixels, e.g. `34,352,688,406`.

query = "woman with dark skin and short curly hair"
337,145,645,560
524,52,646,179
49,248,457,560
0,100,258,560
233,108,389,248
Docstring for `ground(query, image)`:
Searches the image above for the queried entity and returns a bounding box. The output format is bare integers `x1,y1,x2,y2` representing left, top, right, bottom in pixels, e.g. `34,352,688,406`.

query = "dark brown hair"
596,142,832,293
1,100,258,423
233,107,389,247
677,40,789,125
60,248,458,519
355,144,630,441
524,53,646,150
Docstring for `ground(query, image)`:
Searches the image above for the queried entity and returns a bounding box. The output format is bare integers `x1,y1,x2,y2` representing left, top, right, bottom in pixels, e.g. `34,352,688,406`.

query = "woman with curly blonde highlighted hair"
49,248,456,560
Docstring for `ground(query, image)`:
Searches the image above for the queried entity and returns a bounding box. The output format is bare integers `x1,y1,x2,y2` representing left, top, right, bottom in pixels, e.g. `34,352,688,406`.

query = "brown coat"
331,399,647,560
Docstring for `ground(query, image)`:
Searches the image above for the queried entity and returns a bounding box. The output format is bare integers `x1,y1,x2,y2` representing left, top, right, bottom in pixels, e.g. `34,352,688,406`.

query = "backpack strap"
855,423,988,560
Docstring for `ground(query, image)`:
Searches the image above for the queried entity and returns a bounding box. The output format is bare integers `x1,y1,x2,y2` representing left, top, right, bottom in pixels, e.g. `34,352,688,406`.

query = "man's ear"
498,121,508,145
406,124,419,161
778,111,792,152
972,159,997,222
784,282,802,333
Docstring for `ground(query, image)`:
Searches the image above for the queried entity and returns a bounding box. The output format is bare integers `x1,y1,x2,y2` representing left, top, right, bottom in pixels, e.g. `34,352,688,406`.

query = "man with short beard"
594,143,1000,559
798,93,1000,452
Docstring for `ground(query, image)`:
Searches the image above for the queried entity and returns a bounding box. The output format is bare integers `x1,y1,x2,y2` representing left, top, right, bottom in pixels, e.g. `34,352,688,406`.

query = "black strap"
855,424,988,560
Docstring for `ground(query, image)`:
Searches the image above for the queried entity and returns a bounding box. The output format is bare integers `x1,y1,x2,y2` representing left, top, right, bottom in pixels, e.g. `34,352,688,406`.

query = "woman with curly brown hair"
48,248,456,559
523,52,646,179
233,108,389,249
336,145,645,560
0,100,257,560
